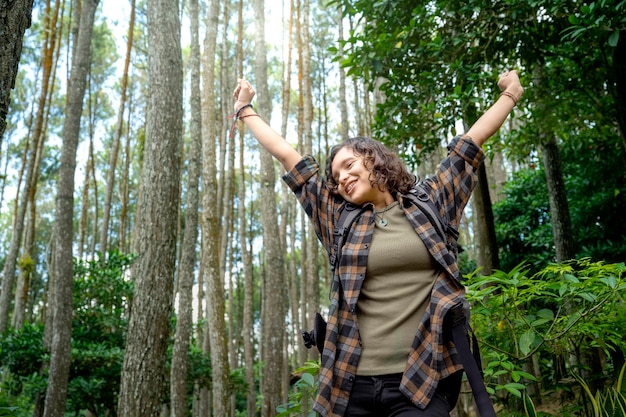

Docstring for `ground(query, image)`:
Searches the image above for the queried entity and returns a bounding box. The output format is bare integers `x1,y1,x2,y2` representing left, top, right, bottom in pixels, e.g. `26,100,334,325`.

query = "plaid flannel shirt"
282,135,485,417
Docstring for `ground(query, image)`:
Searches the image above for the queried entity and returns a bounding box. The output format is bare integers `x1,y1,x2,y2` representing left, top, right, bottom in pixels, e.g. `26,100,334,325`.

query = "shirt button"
348,376,354,382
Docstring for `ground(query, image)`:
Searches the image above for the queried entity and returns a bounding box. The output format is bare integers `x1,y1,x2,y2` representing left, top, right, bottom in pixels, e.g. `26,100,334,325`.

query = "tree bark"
541,136,576,261
301,0,319,367
117,0,183,414
611,35,626,156
0,0,59,334
119,89,134,254
252,0,287,414
239,119,257,417
99,0,135,256
336,6,348,141
43,1,99,416
0,0,34,140
472,163,500,274
463,104,499,275
200,0,231,414
170,0,201,415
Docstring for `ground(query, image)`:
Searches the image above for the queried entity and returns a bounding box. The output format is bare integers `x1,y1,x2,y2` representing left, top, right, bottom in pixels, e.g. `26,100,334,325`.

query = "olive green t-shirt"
356,201,439,376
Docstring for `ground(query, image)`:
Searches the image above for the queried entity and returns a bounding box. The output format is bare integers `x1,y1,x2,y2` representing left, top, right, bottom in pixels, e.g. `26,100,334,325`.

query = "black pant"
345,374,451,417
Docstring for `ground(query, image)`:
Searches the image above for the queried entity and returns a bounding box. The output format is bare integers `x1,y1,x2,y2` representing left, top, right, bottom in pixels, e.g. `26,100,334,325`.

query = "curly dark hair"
324,136,416,195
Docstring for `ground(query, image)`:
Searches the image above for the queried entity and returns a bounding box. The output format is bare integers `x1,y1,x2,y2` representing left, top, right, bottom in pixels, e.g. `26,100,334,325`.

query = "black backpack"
302,193,497,417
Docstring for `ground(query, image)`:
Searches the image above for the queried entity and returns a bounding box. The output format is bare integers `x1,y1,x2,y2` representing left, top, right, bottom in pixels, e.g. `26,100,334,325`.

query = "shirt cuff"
282,155,320,191
447,135,485,168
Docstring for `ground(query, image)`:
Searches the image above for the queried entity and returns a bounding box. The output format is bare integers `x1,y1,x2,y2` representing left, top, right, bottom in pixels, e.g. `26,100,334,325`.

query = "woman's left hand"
497,70,524,100
233,78,256,112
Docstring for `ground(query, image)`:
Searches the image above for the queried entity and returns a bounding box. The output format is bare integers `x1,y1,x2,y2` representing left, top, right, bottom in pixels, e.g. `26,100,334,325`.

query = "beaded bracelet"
239,113,260,121
500,91,518,106
229,104,256,138
235,103,254,118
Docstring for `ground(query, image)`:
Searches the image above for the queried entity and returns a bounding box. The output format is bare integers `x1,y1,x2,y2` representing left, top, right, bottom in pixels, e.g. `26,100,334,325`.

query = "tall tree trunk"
201,0,231,414
12,212,34,330
78,137,95,259
99,0,135,256
0,0,35,140
0,0,59,334
300,0,319,367
541,136,576,261
611,35,626,155
252,0,287,414
294,0,311,371
472,164,500,274
119,87,134,254
335,6,348,141
170,0,201,415
217,6,236,414
12,85,50,329
463,105,500,275
43,1,98,416
117,0,183,414
532,67,575,262
0,0,40,329
240,160,257,416
281,1,305,367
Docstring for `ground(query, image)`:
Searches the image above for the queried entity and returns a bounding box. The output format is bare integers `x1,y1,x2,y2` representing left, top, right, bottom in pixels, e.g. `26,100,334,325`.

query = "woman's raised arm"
233,79,303,172
464,70,524,147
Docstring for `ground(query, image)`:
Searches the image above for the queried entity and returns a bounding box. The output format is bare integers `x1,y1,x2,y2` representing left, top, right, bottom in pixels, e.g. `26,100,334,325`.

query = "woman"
233,71,523,417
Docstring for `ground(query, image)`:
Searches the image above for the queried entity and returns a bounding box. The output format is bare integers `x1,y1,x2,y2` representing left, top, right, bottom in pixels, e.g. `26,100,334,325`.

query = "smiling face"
330,146,393,209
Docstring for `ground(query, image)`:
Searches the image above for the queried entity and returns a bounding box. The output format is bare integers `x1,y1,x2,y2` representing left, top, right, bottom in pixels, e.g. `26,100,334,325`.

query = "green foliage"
0,408,19,417
0,252,136,414
495,133,626,272
574,363,626,417
187,344,213,390
276,361,320,417
66,252,136,414
564,0,626,47
493,168,554,272
0,323,46,377
467,259,626,410
522,363,626,417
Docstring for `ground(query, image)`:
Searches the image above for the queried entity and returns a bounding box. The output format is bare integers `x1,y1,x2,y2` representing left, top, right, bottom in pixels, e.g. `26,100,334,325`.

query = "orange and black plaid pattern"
283,135,485,417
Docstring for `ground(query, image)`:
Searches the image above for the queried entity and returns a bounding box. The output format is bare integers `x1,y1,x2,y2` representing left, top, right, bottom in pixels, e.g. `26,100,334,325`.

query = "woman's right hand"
233,78,256,112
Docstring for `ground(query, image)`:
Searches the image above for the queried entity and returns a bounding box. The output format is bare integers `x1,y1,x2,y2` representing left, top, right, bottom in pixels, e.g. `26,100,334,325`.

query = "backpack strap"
329,203,362,271
413,190,497,416
303,203,362,354
449,302,497,417
410,190,460,255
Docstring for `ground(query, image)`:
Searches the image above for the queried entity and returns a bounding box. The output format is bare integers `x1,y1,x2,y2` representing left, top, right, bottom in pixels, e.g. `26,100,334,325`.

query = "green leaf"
578,292,596,302
523,390,538,417
520,330,536,356
609,30,620,47
531,318,551,326
516,370,538,381
568,15,580,25
537,308,555,320
504,384,523,397
565,311,582,329
300,372,315,387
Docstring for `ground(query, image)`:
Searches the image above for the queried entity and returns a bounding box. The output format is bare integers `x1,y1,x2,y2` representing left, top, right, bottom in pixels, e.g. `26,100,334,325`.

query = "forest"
0,0,625,416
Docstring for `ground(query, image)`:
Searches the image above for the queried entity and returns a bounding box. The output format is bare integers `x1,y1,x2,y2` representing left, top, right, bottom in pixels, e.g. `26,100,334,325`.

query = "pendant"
377,218,388,227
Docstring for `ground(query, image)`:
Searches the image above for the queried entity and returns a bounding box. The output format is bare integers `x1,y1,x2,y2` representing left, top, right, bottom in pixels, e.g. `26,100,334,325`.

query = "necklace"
375,202,396,227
